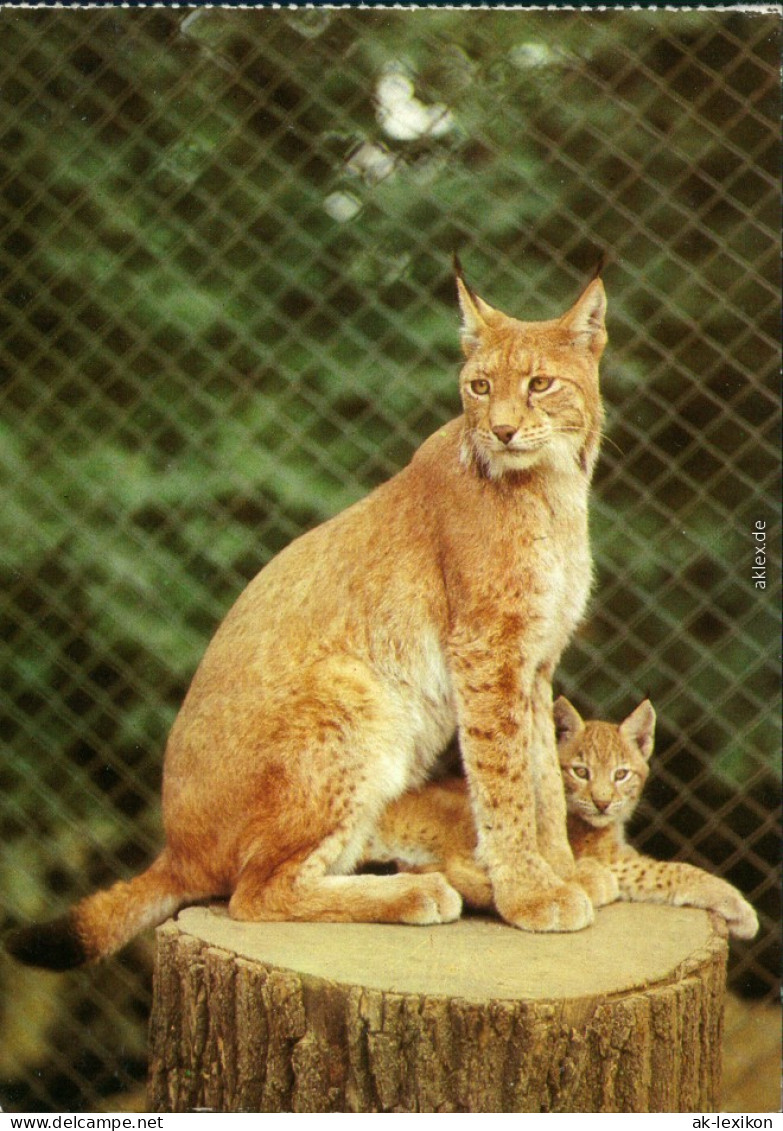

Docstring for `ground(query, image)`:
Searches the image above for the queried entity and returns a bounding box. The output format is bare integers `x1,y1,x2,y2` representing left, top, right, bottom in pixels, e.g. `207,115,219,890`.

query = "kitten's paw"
498,881,594,933
573,858,620,908
445,860,494,909
715,891,759,940
400,873,463,925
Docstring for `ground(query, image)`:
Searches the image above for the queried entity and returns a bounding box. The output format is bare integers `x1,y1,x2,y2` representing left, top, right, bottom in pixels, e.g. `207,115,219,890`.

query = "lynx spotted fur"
7,266,609,969
363,698,758,939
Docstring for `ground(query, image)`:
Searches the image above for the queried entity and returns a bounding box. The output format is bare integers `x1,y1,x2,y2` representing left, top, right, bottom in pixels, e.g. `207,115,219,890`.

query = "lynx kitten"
554,696,758,938
7,265,609,969
363,698,758,939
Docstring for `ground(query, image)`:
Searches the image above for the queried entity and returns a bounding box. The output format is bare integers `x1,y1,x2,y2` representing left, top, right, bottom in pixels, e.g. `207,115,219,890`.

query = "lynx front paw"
573,858,620,908
497,881,594,933
399,872,463,925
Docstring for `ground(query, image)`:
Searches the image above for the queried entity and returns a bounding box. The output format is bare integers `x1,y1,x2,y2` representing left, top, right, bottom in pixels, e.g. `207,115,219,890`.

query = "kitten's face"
456,276,606,480
553,698,656,829
559,721,648,827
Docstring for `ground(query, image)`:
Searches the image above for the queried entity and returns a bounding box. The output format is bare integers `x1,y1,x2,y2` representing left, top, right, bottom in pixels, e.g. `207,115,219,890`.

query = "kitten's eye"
529,376,554,393
614,768,630,782
571,765,590,780
470,378,491,396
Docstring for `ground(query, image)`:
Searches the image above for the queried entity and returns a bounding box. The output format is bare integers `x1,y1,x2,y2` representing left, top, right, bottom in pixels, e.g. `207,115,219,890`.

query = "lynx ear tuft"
590,250,609,281
619,699,656,762
553,696,584,747
5,914,90,970
454,257,500,356
561,277,607,355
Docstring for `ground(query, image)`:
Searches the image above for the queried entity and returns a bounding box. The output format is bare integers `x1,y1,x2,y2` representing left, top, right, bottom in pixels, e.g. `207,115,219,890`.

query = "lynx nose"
492,424,517,446
592,797,611,813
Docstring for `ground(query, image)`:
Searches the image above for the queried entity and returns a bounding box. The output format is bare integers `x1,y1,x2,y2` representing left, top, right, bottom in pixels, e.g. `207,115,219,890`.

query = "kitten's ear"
553,696,584,748
620,699,656,762
454,257,500,356
560,277,607,356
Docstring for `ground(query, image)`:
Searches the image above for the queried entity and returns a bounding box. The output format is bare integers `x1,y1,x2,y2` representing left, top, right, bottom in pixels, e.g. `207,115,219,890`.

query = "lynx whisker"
549,423,623,457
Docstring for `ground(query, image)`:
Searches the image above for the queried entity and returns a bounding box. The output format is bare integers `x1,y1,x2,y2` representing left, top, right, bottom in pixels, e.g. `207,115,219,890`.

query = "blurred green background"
0,7,779,1112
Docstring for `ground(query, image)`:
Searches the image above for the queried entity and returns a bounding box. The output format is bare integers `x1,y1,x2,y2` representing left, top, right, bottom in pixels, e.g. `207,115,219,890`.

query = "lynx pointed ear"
553,696,584,748
454,258,500,356
560,277,607,356
619,699,656,762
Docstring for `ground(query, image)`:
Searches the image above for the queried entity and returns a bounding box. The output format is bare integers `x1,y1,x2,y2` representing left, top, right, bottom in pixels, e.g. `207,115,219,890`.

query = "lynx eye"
613,768,630,783
470,378,491,396
529,376,554,393
571,765,590,780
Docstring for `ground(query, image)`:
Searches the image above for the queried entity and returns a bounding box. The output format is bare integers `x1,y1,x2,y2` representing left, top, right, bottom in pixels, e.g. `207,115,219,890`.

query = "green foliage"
1,9,778,852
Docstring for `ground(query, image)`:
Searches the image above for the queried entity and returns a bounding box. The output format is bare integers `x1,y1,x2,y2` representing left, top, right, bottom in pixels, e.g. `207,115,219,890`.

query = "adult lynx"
7,265,608,969
363,698,758,939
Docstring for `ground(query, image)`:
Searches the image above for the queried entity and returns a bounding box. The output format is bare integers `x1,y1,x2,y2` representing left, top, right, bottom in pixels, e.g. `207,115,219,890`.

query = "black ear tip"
453,253,480,307
5,916,89,971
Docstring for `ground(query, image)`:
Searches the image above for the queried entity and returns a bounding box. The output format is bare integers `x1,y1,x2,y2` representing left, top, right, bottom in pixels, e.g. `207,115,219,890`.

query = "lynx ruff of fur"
6,268,611,970
363,698,758,940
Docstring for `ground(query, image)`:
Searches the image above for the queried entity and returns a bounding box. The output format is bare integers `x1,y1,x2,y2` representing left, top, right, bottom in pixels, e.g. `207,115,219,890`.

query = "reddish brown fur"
364,699,758,939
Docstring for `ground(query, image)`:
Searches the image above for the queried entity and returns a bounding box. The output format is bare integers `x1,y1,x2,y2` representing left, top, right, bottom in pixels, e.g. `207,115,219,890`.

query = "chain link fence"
0,7,779,1113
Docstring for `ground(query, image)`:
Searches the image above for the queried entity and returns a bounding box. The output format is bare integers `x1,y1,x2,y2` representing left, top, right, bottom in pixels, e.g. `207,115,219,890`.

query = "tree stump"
147,903,728,1113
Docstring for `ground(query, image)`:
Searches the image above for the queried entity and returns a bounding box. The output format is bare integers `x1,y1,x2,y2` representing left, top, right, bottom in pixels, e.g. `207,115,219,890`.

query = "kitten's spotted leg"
572,857,620,907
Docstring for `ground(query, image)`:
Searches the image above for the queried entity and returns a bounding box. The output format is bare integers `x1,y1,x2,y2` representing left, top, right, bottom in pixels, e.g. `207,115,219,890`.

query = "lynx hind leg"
228,783,463,926
572,857,620,908
229,858,462,926
225,657,462,927
615,858,759,939
399,854,492,909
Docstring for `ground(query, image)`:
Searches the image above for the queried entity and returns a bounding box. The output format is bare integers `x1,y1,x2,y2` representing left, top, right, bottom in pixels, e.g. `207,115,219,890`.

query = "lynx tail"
5,912,90,970
4,853,193,970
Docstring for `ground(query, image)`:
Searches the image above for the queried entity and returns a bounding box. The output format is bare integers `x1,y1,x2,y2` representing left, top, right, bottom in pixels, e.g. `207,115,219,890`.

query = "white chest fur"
526,474,592,659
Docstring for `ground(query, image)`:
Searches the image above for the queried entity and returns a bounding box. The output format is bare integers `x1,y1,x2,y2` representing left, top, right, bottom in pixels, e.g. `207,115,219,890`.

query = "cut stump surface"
148,902,728,1113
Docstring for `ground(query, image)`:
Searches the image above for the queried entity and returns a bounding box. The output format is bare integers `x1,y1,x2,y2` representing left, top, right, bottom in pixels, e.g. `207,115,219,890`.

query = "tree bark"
147,903,728,1113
